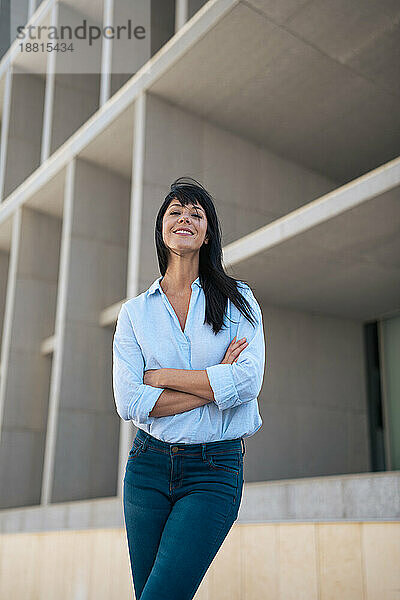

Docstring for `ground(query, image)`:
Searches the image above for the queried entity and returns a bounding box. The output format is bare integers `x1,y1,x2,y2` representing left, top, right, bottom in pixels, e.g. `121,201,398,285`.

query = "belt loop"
241,437,246,457
201,443,207,461
142,434,148,452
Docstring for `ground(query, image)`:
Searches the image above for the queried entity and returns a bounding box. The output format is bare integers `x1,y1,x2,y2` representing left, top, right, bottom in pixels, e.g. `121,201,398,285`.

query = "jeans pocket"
207,451,241,475
128,442,144,460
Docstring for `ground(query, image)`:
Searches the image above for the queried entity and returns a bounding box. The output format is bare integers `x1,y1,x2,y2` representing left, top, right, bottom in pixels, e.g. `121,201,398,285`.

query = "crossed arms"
136,331,252,416
112,290,265,424
143,369,218,418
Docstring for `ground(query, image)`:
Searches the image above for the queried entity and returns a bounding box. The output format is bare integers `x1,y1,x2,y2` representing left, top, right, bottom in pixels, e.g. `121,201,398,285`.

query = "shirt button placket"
184,336,192,368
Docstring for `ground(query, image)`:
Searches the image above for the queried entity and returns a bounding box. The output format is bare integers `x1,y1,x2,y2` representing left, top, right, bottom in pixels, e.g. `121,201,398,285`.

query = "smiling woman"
161,196,208,255
113,176,265,600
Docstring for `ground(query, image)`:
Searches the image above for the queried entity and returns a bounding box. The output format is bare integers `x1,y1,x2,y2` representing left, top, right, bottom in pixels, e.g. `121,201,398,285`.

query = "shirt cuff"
127,385,165,424
205,364,240,411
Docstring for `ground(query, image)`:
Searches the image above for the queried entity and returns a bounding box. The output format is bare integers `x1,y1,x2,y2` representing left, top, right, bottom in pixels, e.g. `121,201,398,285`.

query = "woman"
113,177,265,600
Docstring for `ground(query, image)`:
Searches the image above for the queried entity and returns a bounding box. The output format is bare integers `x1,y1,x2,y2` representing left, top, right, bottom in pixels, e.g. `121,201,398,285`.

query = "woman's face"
162,198,208,255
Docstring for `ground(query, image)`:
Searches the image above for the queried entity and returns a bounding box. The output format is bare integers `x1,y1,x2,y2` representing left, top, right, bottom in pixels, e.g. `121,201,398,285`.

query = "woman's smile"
163,201,208,251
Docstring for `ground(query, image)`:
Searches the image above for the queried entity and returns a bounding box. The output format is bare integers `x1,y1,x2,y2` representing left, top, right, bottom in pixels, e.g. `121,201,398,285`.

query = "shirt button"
171,446,179,453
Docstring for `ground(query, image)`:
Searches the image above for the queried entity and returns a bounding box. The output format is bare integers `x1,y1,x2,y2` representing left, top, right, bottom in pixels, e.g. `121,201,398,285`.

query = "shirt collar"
147,276,202,296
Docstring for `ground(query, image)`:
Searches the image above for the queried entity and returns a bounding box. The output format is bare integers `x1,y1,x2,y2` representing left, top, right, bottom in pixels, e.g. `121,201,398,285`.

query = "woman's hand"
220,336,248,364
143,369,163,387
143,336,247,389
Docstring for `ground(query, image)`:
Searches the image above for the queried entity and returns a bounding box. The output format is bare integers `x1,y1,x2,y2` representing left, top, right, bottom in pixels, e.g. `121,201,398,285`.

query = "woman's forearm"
149,388,213,417
158,369,215,401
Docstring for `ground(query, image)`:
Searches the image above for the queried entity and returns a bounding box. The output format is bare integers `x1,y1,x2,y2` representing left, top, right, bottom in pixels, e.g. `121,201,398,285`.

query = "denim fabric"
113,276,265,443
123,428,246,600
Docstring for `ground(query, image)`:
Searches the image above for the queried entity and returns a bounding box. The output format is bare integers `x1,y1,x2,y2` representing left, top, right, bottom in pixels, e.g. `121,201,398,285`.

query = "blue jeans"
123,428,245,600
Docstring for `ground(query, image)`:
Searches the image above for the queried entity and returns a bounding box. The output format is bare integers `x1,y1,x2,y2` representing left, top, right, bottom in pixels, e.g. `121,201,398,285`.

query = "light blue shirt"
113,276,265,443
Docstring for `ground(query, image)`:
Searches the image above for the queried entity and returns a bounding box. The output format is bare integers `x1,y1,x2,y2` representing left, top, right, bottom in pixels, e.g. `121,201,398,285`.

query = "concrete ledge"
0,471,398,533
240,471,400,523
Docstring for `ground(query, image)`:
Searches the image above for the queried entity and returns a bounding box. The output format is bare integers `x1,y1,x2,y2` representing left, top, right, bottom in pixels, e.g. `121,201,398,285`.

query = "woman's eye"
170,211,202,218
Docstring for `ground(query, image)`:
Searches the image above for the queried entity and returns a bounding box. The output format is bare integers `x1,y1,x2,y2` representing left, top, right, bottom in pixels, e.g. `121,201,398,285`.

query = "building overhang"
149,0,400,184
223,157,400,321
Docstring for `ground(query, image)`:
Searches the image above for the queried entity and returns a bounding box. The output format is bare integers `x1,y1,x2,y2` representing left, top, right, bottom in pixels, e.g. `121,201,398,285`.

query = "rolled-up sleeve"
205,287,265,411
113,303,165,424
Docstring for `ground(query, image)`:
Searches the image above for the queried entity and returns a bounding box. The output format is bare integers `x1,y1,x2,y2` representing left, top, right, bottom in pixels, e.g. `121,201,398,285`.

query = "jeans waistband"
135,428,246,457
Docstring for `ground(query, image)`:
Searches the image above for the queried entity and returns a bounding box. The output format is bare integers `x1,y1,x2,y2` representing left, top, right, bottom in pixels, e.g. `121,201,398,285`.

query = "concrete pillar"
0,251,9,340
175,0,188,31
41,1,58,163
0,207,61,508
99,0,114,106
50,157,130,503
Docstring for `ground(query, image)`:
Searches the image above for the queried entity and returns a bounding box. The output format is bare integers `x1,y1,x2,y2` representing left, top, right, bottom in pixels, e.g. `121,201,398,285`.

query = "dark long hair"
155,177,257,335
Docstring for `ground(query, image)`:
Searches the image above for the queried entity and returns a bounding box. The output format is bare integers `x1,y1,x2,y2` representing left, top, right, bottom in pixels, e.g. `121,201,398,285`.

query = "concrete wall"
150,0,176,55
0,521,399,599
51,157,130,503
51,74,100,155
248,302,370,481
4,68,45,198
188,0,209,20
8,0,30,50
381,315,400,471
0,207,61,508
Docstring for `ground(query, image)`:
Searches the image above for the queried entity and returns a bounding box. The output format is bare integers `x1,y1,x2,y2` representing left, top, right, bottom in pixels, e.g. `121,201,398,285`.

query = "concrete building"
0,0,399,598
